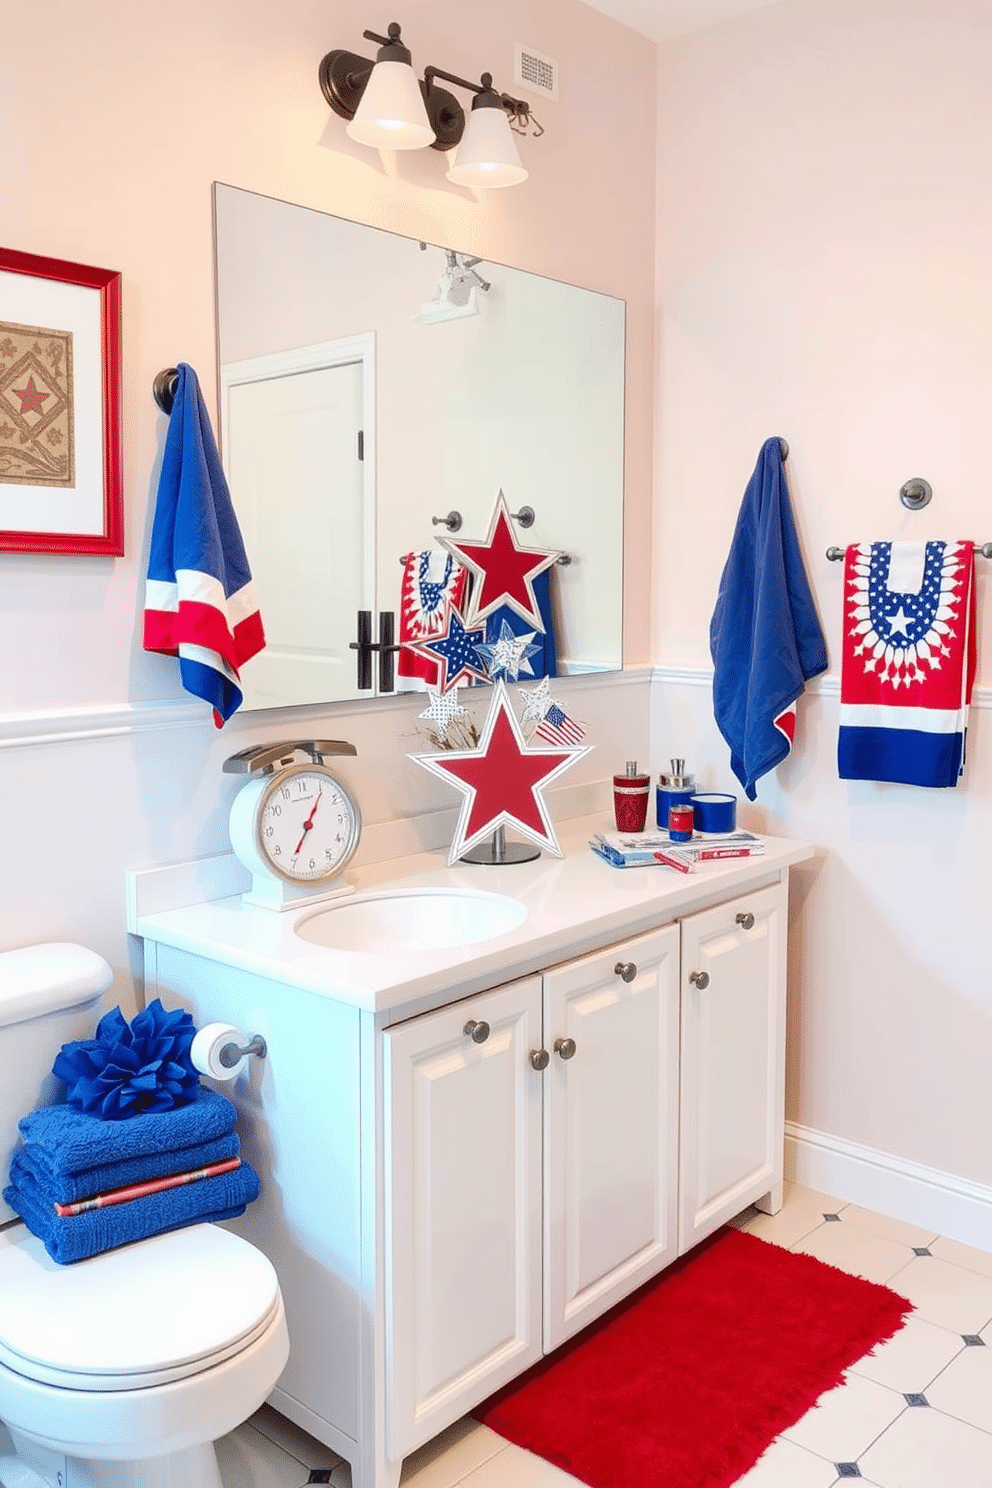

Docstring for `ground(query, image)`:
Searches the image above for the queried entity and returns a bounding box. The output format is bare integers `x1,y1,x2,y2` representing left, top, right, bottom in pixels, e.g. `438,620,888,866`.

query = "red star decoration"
439,490,563,630
13,375,51,417
413,681,590,864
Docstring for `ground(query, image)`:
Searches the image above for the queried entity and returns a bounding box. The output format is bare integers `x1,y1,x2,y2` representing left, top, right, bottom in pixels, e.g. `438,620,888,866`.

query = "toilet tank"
0,943,112,1225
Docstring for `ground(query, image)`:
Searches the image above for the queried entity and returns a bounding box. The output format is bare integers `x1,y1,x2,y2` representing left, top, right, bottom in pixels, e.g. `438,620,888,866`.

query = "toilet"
0,943,289,1488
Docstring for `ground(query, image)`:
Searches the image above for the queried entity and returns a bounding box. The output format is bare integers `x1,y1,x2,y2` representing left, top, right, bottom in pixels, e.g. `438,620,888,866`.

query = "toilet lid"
0,1221,281,1390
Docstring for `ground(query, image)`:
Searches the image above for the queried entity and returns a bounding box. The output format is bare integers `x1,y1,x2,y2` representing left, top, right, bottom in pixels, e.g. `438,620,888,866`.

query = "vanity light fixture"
325,23,435,149
319,22,540,188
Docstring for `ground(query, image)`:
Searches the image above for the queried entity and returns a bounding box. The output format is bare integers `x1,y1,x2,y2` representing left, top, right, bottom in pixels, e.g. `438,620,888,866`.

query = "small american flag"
535,702,585,747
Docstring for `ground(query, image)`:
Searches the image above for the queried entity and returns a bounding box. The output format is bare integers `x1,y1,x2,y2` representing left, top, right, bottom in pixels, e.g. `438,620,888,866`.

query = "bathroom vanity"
129,821,812,1488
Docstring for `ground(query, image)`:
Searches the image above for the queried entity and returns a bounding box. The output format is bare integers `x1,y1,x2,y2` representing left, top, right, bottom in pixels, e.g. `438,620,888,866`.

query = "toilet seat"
0,1220,281,1391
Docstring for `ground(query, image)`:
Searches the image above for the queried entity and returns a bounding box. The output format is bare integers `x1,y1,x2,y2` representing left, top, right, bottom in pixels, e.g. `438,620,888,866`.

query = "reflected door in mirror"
222,340,375,708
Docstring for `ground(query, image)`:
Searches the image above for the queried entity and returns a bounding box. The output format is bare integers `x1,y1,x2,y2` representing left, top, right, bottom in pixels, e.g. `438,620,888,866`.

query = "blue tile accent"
963,1335,986,1346
912,1246,932,1256
904,1393,929,1407
836,1464,862,1478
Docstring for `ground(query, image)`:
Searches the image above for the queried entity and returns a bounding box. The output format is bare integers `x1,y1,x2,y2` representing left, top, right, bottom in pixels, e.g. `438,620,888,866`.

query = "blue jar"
656,759,696,833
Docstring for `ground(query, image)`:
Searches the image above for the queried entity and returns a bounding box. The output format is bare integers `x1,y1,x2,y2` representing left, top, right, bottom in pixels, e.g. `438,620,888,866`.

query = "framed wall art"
0,246,122,555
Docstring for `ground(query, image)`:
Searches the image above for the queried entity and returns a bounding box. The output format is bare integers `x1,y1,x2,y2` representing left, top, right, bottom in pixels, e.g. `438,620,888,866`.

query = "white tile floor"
216,1183,992,1488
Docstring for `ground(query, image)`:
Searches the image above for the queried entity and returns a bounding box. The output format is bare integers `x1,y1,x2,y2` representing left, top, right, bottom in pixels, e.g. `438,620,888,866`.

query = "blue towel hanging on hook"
710,438,828,800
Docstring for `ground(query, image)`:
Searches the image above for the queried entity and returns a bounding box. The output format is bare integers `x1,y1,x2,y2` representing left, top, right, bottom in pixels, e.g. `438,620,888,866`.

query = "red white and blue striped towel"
838,541,976,787
143,363,264,725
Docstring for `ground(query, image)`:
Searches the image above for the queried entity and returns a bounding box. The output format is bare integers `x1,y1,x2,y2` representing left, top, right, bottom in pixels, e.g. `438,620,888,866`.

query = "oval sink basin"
295,889,528,953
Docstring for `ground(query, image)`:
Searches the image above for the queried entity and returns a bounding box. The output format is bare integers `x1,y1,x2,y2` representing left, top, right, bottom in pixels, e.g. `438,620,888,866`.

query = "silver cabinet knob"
464,1019,490,1044
689,970,710,989
554,1037,577,1061
530,1048,550,1071
735,911,755,930
614,961,637,983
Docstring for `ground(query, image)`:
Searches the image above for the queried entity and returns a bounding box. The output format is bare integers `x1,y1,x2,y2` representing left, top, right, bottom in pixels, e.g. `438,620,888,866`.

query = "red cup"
614,772,650,832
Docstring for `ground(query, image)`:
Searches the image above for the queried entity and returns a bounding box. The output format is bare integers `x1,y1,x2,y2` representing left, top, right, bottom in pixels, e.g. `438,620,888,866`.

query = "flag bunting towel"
710,438,828,800
838,540,976,787
143,362,265,725
396,550,468,689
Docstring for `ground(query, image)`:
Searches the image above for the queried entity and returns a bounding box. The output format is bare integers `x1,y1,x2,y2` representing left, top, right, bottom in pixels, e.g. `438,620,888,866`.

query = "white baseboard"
785,1121,992,1253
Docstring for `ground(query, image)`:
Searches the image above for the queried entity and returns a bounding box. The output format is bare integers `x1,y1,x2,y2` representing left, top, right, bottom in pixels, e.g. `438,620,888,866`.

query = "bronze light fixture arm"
423,66,535,133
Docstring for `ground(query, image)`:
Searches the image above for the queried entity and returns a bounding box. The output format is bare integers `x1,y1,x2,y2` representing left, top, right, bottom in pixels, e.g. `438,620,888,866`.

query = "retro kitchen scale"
223,739,361,910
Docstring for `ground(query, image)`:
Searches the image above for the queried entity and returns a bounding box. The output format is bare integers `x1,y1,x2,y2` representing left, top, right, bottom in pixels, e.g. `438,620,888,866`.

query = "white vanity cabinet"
131,830,811,1488
384,925,680,1461
678,881,787,1251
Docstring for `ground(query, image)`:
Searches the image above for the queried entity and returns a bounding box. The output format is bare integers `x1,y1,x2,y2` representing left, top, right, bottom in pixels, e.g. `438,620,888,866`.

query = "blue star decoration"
476,620,541,682
405,603,488,691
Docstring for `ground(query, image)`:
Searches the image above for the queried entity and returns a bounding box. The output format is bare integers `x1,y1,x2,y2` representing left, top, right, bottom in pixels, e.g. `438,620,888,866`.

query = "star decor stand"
412,681,590,868
461,824,540,866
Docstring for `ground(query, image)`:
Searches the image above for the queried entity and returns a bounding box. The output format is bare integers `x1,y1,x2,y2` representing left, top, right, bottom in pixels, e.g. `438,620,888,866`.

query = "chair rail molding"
0,665,655,749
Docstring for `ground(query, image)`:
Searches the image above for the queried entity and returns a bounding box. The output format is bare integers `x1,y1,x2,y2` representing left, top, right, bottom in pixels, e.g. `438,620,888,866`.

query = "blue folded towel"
13,1130,241,1204
3,1159,260,1265
17,1085,237,1176
709,438,828,800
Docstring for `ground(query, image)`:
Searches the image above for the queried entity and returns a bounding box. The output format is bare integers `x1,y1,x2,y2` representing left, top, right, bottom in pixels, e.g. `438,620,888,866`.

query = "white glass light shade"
446,106,528,188
347,61,435,150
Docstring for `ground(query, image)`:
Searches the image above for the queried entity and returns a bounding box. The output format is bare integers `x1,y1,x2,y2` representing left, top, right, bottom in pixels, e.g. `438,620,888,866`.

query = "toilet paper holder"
218,1033,267,1069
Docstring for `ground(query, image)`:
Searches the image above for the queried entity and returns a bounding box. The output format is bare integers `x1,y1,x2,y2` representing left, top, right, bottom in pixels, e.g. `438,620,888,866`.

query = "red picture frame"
0,247,122,555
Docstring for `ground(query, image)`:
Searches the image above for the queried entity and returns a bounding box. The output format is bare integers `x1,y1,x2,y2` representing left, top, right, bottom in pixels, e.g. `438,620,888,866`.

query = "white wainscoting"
785,1121,992,1253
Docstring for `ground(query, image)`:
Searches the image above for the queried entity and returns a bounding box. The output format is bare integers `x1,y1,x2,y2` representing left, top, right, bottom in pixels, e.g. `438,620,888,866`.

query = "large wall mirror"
213,183,626,711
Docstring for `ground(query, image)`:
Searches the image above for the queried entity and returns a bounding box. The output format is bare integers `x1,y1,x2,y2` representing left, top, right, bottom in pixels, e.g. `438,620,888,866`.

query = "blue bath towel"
13,1129,241,1204
710,439,828,800
17,1085,237,1176
143,363,265,726
4,1157,260,1265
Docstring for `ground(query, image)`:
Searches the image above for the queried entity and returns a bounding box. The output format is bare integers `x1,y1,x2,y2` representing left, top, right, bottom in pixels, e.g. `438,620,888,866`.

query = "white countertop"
131,817,813,1017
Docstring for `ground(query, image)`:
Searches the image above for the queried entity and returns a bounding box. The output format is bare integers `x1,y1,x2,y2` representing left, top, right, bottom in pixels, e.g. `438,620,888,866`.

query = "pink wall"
651,0,992,1209
0,0,657,993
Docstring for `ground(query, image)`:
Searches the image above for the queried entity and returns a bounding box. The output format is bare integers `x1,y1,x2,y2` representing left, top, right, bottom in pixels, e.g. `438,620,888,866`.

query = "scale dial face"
254,763,361,885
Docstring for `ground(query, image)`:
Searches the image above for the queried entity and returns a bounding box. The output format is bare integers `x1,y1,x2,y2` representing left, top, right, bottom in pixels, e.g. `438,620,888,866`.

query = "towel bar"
827,543,992,561
399,551,573,565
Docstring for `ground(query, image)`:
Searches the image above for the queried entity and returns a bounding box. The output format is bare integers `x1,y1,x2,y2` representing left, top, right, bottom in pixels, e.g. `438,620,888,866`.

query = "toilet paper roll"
191,1023,249,1081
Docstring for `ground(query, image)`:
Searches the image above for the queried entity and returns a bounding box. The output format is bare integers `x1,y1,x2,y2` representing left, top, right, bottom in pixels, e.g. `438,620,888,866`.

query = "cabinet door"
543,924,681,1351
384,976,544,1461
679,881,787,1252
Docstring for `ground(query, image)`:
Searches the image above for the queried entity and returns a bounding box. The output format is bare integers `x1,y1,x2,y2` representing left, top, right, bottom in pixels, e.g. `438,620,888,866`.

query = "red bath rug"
475,1226,911,1488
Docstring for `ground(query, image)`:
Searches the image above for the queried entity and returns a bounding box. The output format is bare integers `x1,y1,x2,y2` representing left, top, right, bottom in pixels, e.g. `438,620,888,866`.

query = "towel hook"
900,477,932,511
153,367,179,415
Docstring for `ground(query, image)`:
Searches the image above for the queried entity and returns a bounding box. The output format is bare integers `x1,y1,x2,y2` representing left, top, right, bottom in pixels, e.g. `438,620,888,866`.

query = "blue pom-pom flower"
52,1000,200,1120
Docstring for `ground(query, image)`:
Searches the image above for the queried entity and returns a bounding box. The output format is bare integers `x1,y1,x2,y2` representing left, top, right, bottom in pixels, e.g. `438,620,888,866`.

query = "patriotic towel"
710,438,828,800
838,541,976,787
483,569,559,680
396,550,468,690
143,363,264,725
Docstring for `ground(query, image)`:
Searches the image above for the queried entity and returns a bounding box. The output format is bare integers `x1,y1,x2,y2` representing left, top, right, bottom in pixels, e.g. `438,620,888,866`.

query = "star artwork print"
412,680,591,865
439,489,563,631
0,321,75,487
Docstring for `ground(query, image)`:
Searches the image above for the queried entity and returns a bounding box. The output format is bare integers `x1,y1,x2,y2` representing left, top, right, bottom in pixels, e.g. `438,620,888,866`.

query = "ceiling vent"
514,43,558,102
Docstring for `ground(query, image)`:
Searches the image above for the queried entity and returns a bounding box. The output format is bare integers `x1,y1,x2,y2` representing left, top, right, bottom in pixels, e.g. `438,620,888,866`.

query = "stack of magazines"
590,829,765,871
